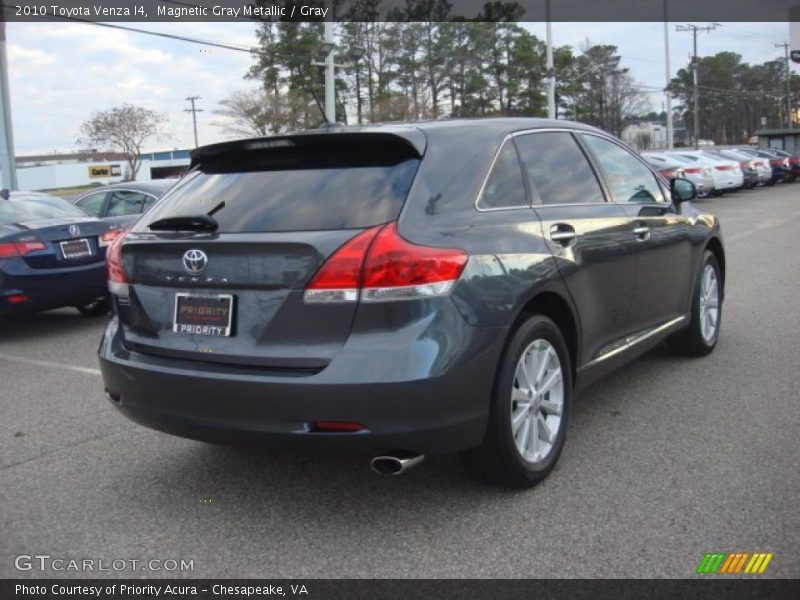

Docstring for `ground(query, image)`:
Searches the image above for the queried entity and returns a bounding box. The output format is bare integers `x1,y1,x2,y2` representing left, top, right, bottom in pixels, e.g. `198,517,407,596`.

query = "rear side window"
107,191,151,217
477,141,527,209
139,140,420,233
76,192,107,217
515,132,606,205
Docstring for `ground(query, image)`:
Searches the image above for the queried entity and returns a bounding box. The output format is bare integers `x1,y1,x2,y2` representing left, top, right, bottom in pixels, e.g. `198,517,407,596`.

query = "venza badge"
182,249,208,275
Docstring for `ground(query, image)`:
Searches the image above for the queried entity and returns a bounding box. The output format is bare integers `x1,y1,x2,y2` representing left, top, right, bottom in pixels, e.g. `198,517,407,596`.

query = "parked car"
99,119,725,488
0,190,121,316
702,149,769,188
735,148,792,184
666,150,744,194
765,148,800,179
73,180,175,225
759,149,797,182
642,155,685,180
642,151,714,197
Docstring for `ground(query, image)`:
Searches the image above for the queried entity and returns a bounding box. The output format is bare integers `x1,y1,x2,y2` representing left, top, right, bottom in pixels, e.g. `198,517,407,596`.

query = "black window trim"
475,127,655,211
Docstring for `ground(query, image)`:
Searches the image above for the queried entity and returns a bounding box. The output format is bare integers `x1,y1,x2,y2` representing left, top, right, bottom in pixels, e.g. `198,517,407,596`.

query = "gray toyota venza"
99,118,725,487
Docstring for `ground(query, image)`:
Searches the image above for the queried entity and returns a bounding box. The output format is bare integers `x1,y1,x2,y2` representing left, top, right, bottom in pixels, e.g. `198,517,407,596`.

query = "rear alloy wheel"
75,296,111,317
510,340,564,464
460,315,572,488
667,250,722,356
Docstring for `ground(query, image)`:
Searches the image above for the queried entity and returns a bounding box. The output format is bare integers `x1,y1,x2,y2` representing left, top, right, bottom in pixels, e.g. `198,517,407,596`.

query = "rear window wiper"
148,214,218,232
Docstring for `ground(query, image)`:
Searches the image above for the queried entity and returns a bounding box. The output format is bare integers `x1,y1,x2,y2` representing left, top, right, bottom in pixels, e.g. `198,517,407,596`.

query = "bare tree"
212,88,313,138
78,104,165,181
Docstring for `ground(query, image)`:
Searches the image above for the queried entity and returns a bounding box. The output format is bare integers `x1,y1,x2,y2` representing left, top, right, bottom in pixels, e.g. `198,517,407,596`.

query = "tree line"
222,1,652,138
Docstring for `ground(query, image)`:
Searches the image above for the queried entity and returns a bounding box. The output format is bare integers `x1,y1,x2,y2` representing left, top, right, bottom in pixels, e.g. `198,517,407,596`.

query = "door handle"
549,224,576,245
633,224,651,241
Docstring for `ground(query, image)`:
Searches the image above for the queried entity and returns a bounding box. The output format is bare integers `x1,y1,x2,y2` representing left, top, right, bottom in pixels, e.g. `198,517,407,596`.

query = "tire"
75,296,111,317
667,250,722,357
460,315,572,488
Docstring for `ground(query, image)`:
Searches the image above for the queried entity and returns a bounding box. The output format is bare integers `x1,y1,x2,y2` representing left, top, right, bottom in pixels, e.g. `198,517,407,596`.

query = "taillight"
304,225,383,303
98,228,125,248
361,223,468,302
106,230,129,296
0,241,46,258
304,223,468,304
685,167,701,174
715,165,731,171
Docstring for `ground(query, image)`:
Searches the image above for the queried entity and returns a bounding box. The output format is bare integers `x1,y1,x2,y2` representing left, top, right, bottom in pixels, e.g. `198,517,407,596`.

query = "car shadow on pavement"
0,309,107,343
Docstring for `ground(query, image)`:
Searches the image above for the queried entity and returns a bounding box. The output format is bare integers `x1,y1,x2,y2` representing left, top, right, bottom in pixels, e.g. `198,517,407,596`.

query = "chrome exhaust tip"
370,452,425,475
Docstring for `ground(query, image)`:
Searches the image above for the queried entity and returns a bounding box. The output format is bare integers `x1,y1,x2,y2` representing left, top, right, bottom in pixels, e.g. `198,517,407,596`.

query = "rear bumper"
98,315,507,455
0,259,107,315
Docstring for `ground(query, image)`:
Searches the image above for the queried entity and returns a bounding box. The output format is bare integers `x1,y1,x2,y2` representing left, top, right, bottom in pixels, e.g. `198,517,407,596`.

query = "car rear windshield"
0,196,89,224
138,138,421,233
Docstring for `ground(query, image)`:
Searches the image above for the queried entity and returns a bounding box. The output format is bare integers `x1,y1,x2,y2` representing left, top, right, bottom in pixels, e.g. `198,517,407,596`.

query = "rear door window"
515,132,606,205
138,141,420,233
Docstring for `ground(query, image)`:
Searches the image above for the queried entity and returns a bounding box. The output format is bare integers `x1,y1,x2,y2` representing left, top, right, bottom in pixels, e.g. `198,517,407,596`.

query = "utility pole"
676,23,717,149
545,0,556,119
184,95,203,147
663,0,673,149
0,22,18,190
776,42,793,128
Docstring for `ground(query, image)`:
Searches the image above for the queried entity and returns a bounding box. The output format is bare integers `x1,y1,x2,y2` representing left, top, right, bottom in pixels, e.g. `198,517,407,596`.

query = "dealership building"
15,149,191,191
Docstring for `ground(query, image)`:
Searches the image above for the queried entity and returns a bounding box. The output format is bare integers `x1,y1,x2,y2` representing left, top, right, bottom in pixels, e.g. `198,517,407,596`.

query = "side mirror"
670,177,696,204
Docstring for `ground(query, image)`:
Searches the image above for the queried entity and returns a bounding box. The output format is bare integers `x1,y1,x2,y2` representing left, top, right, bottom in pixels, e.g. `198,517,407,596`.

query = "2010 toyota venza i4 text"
99,118,725,487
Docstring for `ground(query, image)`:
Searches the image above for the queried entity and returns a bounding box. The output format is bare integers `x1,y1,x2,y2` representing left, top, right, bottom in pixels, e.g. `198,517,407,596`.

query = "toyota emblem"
68,224,80,237
182,249,208,275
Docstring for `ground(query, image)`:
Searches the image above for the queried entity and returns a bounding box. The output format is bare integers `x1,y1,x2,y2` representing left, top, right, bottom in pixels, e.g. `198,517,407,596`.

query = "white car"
643,152,714,198
666,151,743,194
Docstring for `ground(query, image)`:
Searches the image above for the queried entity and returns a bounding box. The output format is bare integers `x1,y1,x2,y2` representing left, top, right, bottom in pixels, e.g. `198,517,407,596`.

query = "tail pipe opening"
370,452,425,475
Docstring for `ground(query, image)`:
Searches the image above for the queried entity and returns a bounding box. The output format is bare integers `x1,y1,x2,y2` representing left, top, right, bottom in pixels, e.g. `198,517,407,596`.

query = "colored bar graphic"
697,552,772,574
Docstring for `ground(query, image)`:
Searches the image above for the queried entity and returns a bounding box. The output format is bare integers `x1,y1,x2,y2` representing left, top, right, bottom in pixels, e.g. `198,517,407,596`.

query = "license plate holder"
173,293,234,337
59,238,93,259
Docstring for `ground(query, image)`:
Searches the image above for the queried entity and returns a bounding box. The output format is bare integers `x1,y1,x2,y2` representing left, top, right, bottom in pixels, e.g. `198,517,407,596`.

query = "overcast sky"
5,21,792,155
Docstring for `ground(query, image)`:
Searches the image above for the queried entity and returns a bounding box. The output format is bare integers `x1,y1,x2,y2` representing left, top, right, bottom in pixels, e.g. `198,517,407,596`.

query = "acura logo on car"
182,249,208,275
68,224,80,237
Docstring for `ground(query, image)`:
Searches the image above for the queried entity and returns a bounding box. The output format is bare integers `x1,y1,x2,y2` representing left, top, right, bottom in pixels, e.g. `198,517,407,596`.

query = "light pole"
0,22,17,190
312,30,364,125
324,21,335,124
545,0,556,119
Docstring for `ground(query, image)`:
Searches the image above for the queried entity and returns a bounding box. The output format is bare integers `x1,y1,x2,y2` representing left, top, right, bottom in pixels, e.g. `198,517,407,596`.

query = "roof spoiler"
189,130,426,169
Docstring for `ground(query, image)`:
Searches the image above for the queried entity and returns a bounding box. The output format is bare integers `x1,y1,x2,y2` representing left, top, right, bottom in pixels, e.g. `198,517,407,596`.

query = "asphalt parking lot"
2,184,799,579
